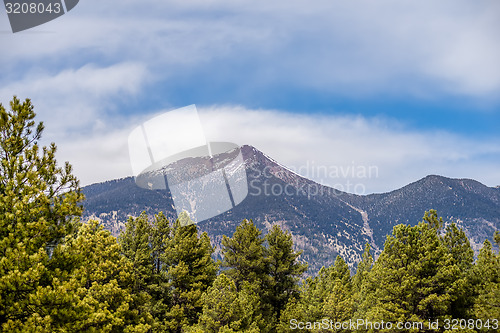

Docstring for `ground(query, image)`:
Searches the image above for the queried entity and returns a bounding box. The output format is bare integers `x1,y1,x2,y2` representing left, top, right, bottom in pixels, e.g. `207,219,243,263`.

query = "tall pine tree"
360,211,461,331
163,212,217,332
221,219,267,292
472,238,500,330
191,273,262,333
60,220,151,332
0,97,84,330
118,212,155,325
264,224,307,322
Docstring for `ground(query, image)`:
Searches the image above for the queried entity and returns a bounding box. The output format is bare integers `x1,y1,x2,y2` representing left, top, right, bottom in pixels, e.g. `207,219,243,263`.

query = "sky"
1,0,499,194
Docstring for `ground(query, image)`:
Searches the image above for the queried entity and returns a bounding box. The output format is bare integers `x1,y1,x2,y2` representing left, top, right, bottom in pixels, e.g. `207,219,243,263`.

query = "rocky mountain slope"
82,145,500,273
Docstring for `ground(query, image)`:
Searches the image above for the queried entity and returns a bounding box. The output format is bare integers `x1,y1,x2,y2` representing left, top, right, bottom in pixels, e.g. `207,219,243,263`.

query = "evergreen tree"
119,212,167,330
322,282,354,329
311,256,351,316
318,256,354,329
221,219,267,292
352,243,373,294
442,223,474,271
149,212,173,331
472,238,500,330
163,212,217,332
264,224,307,322
222,220,296,332
61,220,151,332
0,97,84,330
0,97,153,331
119,212,154,315
119,211,216,332
277,256,352,333
277,297,308,333
119,211,174,332
351,243,373,319
442,222,475,319
360,211,461,332
193,274,262,332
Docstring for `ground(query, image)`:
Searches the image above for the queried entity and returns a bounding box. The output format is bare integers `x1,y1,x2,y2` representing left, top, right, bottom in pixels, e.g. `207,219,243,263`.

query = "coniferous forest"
1,97,499,332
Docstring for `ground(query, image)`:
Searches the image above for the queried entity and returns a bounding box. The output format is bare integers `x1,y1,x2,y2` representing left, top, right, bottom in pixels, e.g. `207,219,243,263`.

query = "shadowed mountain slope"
82,145,500,273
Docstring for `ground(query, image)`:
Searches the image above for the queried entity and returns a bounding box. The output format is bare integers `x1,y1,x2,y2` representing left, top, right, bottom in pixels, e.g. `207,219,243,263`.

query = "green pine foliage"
264,224,308,322
442,222,475,319
0,97,84,330
472,239,500,331
119,211,217,333
192,274,262,332
221,220,308,332
277,256,354,333
221,219,267,292
352,243,373,294
149,212,173,330
359,213,460,331
163,214,218,332
2,97,500,333
58,220,152,332
118,212,156,325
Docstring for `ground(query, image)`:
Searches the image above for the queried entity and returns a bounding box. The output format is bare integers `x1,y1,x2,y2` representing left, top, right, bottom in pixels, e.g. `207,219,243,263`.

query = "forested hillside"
1,98,499,332
82,146,500,275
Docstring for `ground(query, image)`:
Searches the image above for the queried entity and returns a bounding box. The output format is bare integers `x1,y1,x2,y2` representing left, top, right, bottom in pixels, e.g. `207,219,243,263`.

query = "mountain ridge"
81,145,500,273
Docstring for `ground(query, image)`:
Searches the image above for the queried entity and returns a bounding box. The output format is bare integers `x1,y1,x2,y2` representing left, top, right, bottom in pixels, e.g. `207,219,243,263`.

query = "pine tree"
276,297,308,333
264,224,307,323
119,211,217,332
472,238,500,330
441,222,475,319
318,256,354,328
221,219,275,332
60,220,151,332
322,282,354,327
360,211,461,331
0,97,84,330
277,256,353,333
221,219,267,291
0,97,152,331
351,243,373,319
119,211,175,331
312,256,351,314
118,212,155,324
149,212,173,331
352,243,373,294
163,212,217,332
442,223,474,271
193,274,262,333
494,230,500,248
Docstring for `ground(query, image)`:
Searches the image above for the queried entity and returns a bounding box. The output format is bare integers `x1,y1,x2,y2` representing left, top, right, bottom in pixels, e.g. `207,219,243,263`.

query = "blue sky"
1,0,499,193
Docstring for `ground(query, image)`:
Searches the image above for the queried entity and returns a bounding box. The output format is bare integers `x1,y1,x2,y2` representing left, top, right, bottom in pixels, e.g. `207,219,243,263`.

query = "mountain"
81,145,500,273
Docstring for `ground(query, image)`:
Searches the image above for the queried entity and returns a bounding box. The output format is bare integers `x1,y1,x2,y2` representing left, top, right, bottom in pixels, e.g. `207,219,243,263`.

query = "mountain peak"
81,144,500,273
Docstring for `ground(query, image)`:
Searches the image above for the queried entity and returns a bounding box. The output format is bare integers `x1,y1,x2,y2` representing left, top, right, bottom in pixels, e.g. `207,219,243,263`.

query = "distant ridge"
82,145,500,273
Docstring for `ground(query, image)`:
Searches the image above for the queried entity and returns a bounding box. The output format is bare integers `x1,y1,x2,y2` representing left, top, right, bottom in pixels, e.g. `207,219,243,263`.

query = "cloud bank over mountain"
1,0,498,191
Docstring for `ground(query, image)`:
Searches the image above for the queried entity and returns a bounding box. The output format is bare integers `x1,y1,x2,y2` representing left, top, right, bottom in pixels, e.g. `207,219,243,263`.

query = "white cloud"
1,1,499,191
2,0,500,99
56,127,135,186
198,106,500,192
53,105,500,193
0,62,149,136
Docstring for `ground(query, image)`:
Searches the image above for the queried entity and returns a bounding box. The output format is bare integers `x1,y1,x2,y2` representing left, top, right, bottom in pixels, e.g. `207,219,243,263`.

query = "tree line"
0,97,499,332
